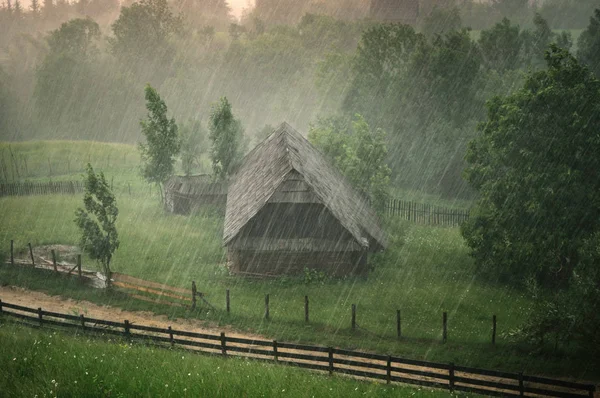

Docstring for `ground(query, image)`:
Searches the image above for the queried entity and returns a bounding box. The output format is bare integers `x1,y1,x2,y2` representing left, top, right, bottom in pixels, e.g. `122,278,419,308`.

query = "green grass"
0,322,455,398
0,141,598,380
2,195,599,379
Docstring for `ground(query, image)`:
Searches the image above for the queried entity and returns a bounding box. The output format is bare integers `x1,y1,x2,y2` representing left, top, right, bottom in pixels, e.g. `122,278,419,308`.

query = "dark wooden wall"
227,249,368,277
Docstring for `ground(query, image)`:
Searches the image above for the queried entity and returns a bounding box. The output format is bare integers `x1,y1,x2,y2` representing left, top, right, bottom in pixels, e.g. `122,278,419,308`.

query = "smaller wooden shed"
164,174,228,214
223,122,387,277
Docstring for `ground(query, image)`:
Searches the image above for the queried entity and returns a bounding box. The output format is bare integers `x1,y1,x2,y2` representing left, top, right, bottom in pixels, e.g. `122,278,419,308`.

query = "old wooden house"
223,122,387,277
165,174,228,214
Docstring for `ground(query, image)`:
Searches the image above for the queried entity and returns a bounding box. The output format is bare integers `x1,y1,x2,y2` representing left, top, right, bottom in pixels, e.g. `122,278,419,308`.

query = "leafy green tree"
309,114,390,210
577,8,600,78
462,45,600,284
208,97,244,180
110,0,180,67
343,24,424,119
46,17,100,59
139,84,181,201
179,119,205,176
34,17,101,127
522,13,556,68
406,29,481,126
74,164,119,287
478,18,524,72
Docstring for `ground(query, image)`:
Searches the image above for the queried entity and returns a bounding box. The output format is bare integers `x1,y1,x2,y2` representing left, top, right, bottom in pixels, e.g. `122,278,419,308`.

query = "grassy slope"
0,323,453,398
0,141,598,379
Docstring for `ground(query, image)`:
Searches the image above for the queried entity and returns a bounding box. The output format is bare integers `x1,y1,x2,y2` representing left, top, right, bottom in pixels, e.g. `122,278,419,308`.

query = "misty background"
0,0,598,199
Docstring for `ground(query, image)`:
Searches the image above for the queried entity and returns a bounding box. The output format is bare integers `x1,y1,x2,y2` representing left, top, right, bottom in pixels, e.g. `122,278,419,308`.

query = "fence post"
304,295,309,323
80,314,86,330
51,249,57,273
443,312,448,343
386,356,392,384
38,307,43,326
492,315,497,344
397,310,401,338
328,347,334,375
10,240,14,265
226,289,230,313
449,362,455,391
589,385,595,398
124,320,131,339
351,304,356,330
77,254,82,279
265,294,270,320
220,332,227,356
273,340,278,362
518,372,524,396
0,299,3,313
28,243,35,267
168,326,174,347
191,281,197,309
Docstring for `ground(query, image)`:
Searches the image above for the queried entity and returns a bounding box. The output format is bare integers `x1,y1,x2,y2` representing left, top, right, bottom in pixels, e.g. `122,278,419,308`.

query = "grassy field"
0,322,456,398
0,141,598,380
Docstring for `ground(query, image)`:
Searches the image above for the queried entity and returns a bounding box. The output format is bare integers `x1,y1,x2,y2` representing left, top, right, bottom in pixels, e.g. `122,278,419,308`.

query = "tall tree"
208,97,243,180
34,18,101,127
139,84,181,201
479,18,525,72
309,114,390,210
462,45,600,284
110,0,180,68
75,164,119,287
179,118,205,176
577,8,600,78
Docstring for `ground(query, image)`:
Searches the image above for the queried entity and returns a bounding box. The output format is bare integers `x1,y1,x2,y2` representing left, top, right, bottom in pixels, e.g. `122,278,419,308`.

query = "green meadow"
0,323,460,398
0,141,598,380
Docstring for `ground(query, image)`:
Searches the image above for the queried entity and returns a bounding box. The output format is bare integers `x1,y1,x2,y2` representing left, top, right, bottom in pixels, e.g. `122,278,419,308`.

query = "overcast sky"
15,0,253,20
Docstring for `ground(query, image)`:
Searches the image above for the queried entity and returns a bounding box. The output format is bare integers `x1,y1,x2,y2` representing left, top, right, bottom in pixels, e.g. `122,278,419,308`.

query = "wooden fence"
0,300,594,398
0,181,84,197
384,199,470,226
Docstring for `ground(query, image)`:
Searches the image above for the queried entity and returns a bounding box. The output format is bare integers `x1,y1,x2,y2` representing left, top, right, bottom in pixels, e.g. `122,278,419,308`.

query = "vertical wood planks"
304,295,309,323
28,243,35,267
265,294,270,320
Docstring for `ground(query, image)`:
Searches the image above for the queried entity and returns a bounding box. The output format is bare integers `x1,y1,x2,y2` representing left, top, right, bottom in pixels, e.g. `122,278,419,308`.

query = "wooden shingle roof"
223,122,387,250
164,174,228,197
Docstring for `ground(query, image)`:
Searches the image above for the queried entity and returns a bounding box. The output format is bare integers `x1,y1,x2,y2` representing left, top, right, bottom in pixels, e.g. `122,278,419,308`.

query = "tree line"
2,1,599,199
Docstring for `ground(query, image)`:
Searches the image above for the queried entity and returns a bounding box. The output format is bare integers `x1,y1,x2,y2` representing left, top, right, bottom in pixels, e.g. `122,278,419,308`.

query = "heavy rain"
0,0,599,396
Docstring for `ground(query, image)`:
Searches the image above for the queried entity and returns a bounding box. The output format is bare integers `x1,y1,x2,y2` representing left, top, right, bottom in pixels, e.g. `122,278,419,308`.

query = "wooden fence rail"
383,199,470,226
0,181,84,197
0,300,594,398
0,182,469,227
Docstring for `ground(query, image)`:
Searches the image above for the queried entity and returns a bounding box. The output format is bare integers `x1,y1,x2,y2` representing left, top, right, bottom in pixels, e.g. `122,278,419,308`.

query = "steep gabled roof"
223,122,387,250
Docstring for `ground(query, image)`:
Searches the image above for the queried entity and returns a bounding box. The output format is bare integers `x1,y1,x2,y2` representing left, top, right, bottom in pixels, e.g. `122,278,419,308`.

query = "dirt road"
0,285,262,340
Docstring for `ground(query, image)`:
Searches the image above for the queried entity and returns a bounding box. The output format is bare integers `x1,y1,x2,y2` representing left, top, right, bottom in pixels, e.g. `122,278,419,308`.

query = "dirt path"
0,285,262,340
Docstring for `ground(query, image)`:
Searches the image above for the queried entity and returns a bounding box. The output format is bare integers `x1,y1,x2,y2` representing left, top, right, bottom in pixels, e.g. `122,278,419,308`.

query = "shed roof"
223,122,387,250
165,174,228,197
